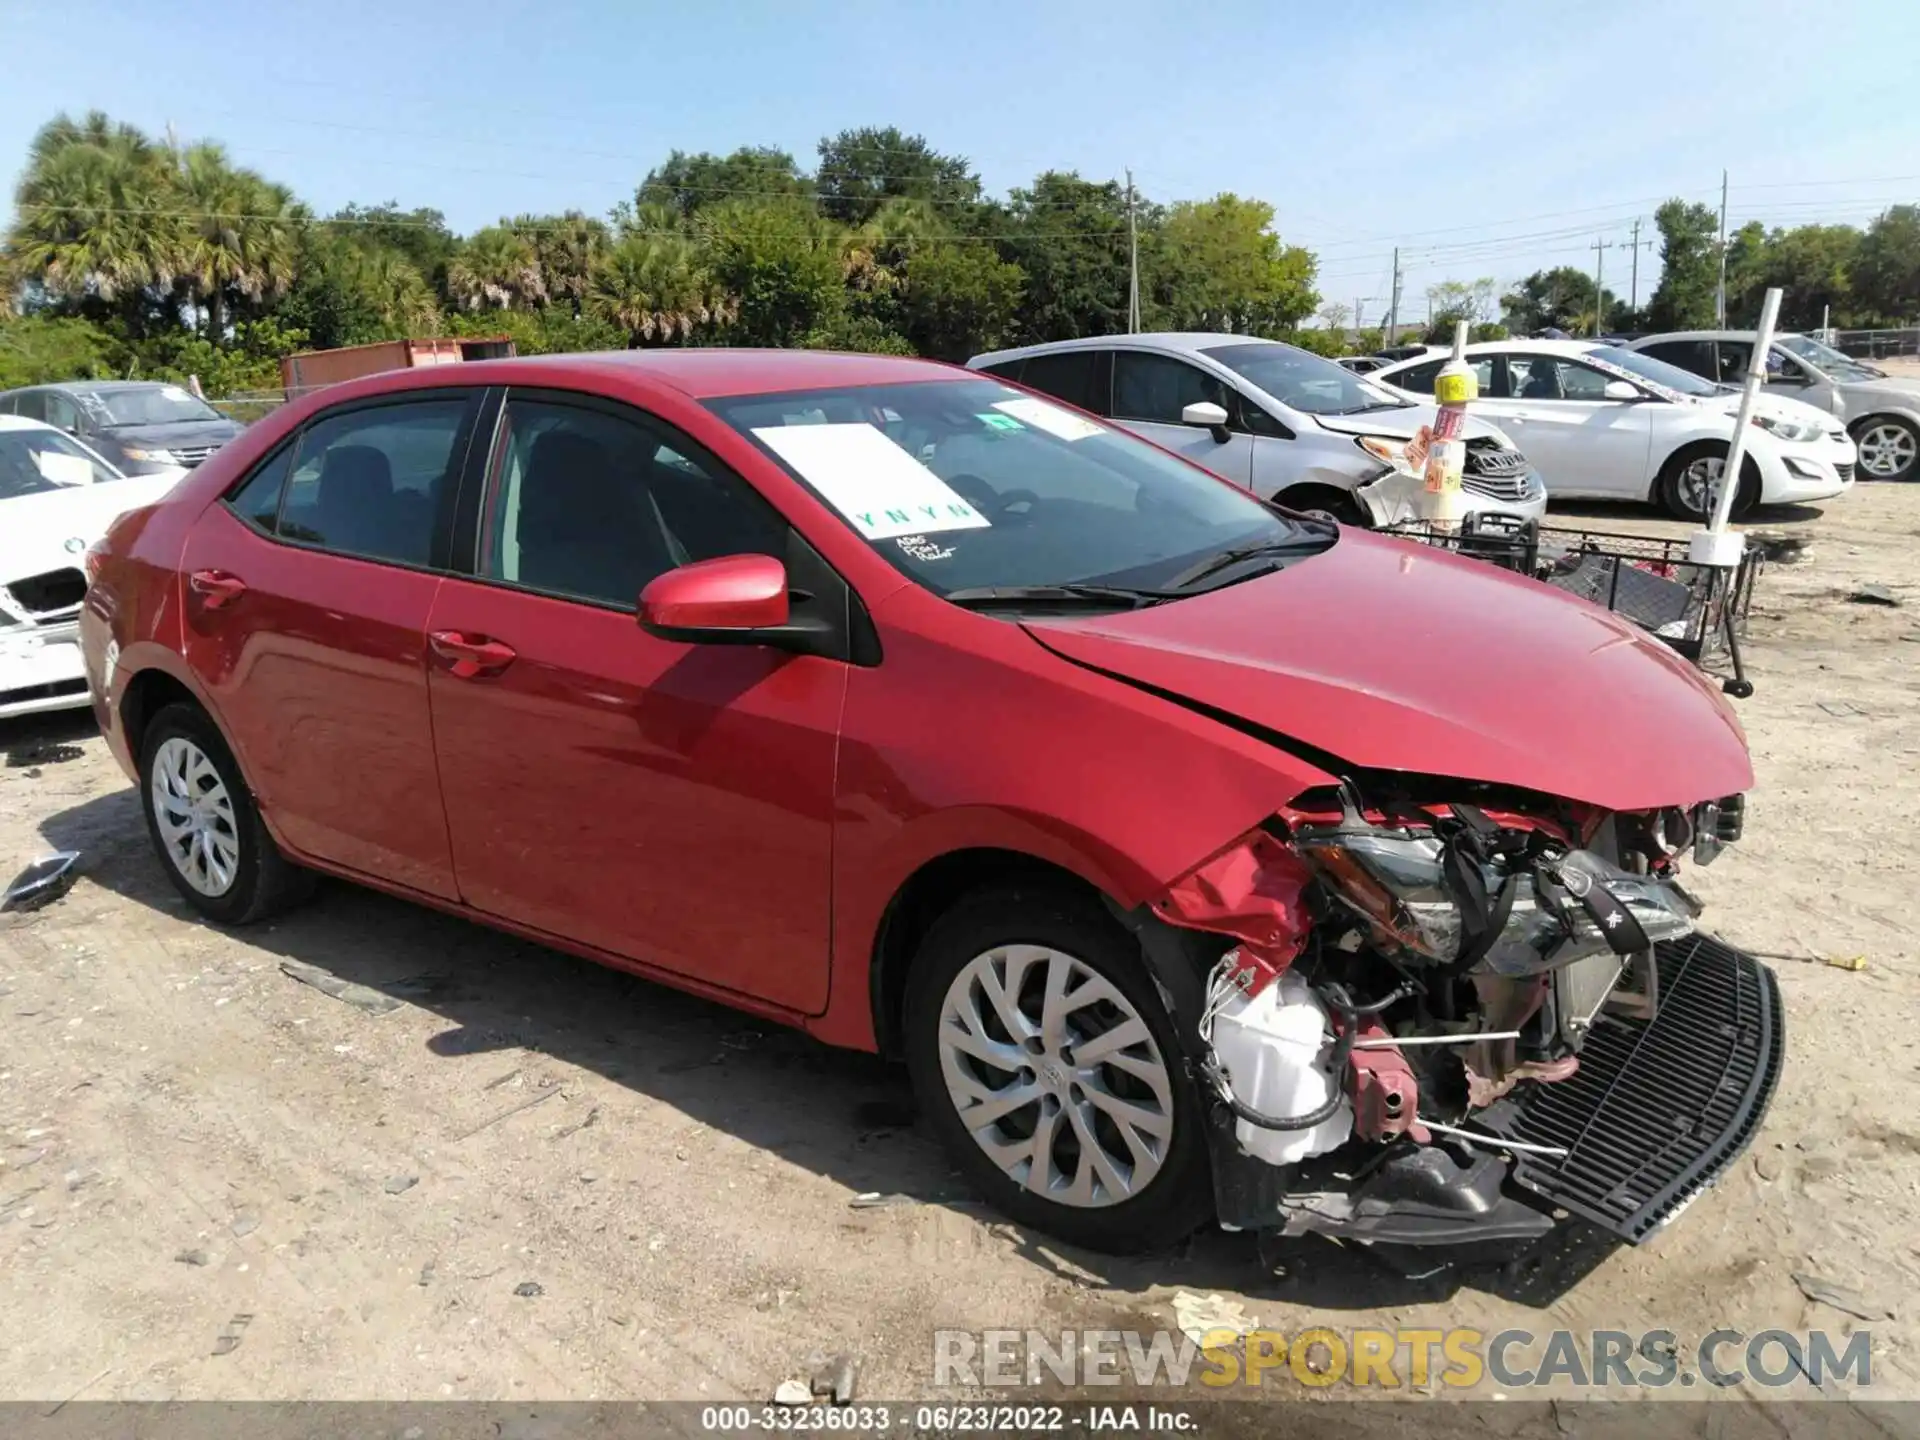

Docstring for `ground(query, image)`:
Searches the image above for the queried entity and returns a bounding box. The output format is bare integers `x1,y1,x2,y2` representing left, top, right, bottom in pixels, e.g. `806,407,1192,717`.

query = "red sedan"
80,349,1778,1256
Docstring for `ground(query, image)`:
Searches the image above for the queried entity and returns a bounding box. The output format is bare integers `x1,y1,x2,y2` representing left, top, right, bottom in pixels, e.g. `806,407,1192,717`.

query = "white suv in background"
1376,340,1856,520
966,333,1546,527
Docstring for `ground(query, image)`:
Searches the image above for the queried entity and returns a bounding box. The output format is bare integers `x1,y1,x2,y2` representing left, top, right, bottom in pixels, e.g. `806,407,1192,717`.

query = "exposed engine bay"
1142,777,1777,1251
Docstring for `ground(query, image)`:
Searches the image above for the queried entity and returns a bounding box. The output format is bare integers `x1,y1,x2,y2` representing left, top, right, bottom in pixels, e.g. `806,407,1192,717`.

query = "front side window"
710,377,1332,601
1776,332,1880,381
277,400,467,566
480,397,785,609
0,427,120,500
1111,352,1231,425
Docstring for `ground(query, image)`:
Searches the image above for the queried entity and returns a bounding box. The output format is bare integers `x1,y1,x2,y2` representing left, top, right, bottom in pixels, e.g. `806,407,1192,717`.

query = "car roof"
1378,339,1608,368
0,413,60,432
420,347,964,400
970,332,1287,366
1629,330,1807,344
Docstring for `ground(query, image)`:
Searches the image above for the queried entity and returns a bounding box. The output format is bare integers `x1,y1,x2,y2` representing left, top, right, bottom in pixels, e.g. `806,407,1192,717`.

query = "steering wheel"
944,474,1039,525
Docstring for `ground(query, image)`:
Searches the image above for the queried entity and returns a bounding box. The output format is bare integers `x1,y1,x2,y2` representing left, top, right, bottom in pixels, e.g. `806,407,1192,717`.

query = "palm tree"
587,232,733,345
9,112,178,305
172,144,299,344
446,226,546,311
352,246,440,334
512,211,607,316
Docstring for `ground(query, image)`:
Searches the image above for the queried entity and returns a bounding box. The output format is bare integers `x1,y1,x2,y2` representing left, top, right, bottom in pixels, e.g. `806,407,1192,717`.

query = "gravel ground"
2,482,1917,1414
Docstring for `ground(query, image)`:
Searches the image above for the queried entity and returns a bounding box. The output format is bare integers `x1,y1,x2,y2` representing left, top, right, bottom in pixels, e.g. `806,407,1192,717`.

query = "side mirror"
1602,380,1643,402
639,553,789,643
1181,400,1232,444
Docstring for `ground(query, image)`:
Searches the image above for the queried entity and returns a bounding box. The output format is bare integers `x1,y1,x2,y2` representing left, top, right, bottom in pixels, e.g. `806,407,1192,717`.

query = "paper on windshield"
32,450,93,487
991,397,1104,441
752,423,992,540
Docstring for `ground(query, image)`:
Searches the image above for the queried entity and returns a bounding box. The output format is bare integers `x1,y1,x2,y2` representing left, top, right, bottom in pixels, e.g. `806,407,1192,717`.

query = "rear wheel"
1656,442,1760,522
138,703,312,924
1851,416,1918,481
903,884,1212,1253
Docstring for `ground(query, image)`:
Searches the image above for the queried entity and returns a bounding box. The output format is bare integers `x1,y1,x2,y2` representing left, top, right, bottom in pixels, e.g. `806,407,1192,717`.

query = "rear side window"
1018,350,1111,415
480,397,785,610
1391,361,1442,393
977,360,1025,383
227,447,293,531
277,401,467,567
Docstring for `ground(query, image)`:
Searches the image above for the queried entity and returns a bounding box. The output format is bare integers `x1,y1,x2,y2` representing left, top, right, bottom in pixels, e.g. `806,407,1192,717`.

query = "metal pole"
1715,170,1729,327
1126,170,1140,332
1385,247,1401,345
1629,218,1642,314
1699,286,1781,548
1591,239,1612,336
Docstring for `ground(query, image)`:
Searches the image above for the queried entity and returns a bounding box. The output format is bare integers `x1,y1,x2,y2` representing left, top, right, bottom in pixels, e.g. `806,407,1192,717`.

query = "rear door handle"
188,569,248,609
428,630,517,679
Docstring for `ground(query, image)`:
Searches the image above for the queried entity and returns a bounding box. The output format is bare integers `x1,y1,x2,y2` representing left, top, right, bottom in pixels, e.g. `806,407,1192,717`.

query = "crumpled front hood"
1024,529,1753,813
0,473,185,582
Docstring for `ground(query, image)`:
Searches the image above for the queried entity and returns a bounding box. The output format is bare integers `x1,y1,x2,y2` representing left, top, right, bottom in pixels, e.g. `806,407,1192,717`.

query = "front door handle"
428,630,517,679
188,569,248,609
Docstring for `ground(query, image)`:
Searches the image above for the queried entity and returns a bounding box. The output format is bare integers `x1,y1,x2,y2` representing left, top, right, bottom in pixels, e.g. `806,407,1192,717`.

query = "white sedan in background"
1376,340,1857,520
1,415,187,720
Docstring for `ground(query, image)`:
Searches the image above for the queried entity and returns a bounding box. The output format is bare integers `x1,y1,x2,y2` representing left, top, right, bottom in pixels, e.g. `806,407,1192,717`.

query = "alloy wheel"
1856,421,1917,479
935,944,1174,1208
149,736,241,897
1677,455,1726,516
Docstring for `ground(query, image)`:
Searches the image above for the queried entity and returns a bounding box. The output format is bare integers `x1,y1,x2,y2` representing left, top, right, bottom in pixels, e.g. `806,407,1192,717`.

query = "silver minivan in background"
966,333,1547,526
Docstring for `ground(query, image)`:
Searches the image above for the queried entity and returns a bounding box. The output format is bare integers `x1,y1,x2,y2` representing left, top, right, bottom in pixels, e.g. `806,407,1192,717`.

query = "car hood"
1023,529,1752,813
1699,390,1836,429
0,473,186,582
100,418,243,449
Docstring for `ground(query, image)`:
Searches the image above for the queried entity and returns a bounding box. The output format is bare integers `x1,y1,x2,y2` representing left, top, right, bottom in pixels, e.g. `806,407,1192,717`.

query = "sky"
4,0,1920,325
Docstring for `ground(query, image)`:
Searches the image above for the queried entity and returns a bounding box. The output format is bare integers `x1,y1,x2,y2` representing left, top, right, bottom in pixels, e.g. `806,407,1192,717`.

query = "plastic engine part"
1347,1018,1427,1143
1208,971,1353,1165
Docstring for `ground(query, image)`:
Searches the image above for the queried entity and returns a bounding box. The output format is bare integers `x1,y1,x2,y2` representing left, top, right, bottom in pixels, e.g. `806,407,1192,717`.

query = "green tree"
279,230,438,349
897,240,1024,360
1647,199,1721,331
699,201,846,347
511,211,610,316
1724,221,1858,329
1853,205,1920,324
1151,194,1318,335
327,203,457,289
1422,277,1497,337
1501,266,1607,334
0,313,115,387
587,231,732,345
815,127,980,226
1000,172,1131,344
171,143,300,344
446,225,546,311
635,147,810,219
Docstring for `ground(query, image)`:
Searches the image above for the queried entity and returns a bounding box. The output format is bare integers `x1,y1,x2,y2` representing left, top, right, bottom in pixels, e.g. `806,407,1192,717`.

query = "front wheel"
1656,443,1760,522
1852,416,1918,481
903,885,1214,1253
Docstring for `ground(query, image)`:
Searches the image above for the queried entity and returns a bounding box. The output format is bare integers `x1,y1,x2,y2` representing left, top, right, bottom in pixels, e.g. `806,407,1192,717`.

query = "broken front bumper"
1210,934,1784,1247
0,620,91,720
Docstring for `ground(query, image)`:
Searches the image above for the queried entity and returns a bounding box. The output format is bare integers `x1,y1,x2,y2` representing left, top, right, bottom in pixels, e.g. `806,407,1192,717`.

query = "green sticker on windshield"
977,412,1024,431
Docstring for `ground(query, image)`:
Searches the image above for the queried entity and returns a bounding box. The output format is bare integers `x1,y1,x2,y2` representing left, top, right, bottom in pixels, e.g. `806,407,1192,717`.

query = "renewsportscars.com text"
933,1326,1873,1390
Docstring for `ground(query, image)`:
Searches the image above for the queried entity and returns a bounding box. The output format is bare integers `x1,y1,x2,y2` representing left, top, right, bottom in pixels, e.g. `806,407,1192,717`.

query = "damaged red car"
79,349,1780,1259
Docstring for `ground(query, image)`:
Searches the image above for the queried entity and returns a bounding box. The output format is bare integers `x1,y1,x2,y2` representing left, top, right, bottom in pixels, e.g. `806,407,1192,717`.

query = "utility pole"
1125,170,1141,333
1384,247,1402,345
1627,217,1653,315
1715,169,1729,327
1591,238,1614,336
1354,297,1365,334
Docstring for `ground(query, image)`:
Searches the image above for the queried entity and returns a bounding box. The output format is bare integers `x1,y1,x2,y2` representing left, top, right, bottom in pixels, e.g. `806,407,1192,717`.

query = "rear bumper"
1210,934,1783,1247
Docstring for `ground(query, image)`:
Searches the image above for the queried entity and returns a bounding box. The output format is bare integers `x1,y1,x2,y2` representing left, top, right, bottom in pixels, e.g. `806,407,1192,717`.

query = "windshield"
709,378,1330,602
1202,341,1413,416
1583,346,1721,398
1776,334,1882,381
0,428,122,500
80,384,224,427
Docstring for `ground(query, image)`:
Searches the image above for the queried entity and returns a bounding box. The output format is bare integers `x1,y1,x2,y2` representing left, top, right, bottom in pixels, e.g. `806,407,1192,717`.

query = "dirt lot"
2,482,1918,1413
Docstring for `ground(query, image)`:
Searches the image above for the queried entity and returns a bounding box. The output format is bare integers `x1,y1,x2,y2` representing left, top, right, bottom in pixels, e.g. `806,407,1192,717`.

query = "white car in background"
967,333,1547,527
1375,339,1857,520
1,416,188,720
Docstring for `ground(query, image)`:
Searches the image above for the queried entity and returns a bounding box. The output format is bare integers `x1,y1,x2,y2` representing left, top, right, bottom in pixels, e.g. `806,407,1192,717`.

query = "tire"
1275,485,1366,527
1655,442,1761,522
903,882,1214,1253
138,702,313,924
1850,415,1919,482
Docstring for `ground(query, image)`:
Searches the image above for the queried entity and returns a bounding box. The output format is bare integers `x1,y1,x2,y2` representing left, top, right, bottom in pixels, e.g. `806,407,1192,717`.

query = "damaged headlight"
1292,799,1698,977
